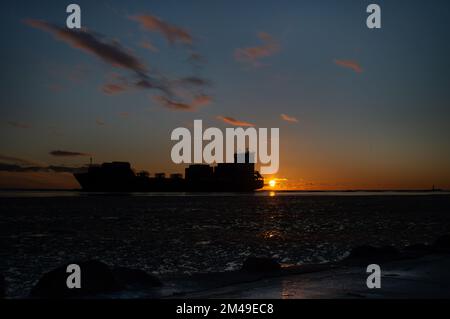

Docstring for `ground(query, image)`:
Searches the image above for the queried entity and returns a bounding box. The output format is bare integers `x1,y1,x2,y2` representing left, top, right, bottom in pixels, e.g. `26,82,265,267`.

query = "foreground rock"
30,260,163,298
0,274,5,298
433,234,450,252
31,260,122,298
113,267,162,289
28,235,450,299
241,257,281,272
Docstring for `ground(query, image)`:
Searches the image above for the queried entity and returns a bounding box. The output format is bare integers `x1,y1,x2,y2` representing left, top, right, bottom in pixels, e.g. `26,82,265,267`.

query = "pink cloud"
102,83,127,95
216,116,255,127
140,39,159,53
118,112,130,118
334,59,363,73
280,113,298,123
130,15,192,45
153,94,211,111
235,32,280,66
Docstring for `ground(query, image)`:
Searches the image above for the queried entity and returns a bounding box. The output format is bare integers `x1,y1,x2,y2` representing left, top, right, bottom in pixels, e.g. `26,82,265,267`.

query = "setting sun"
269,179,277,188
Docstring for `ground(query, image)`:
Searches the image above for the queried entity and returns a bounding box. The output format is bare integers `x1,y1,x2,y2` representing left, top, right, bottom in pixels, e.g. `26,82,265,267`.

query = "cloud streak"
49,150,90,157
140,39,159,52
7,121,31,129
24,19,169,96
102,83,128,95
25,19,147,76
280,113,298,123
0,163,84,173
0,154,86,173
153,94,211,111
130,14,192,45
216,116,255,127
118,112,130,118
0,154,39,166
176,76,211,87
334,59,363,73
25,18,211,112
235,32,280,66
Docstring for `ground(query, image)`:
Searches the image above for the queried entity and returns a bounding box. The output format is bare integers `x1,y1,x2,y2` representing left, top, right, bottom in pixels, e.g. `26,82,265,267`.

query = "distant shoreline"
0,188,449,193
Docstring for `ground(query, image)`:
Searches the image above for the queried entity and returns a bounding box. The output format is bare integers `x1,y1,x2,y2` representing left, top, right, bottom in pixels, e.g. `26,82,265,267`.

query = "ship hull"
74,172,263,192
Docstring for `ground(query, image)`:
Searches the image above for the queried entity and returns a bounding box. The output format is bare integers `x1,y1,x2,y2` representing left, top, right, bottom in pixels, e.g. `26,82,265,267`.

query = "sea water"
1,191,450,297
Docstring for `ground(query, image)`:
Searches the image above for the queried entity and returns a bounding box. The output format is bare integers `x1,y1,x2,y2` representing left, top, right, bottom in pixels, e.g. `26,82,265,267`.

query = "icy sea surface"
1,191,450,298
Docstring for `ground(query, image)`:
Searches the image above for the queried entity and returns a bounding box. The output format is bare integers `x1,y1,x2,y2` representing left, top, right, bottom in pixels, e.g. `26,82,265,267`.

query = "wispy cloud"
24,19,171,95
7,121,31,129
334,59,363,73
101,72,129,94
176,76,211,87
102,83,127,95
118,112,130,118
25,19,147,76
188,52,205,64
49,150,90,157
192,95,212,107
0,154,83,173
0,163,84,173
153,96,192,111
140,39,159,52
153,94,211,111
216,116,255,127
280,113,298,123
235,32,280,67
95,119,105,126
130,14,192,45
0,154,39,166
25,18,211,112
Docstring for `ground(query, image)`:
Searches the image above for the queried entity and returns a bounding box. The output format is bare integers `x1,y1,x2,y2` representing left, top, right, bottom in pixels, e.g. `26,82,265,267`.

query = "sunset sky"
1,0,450,190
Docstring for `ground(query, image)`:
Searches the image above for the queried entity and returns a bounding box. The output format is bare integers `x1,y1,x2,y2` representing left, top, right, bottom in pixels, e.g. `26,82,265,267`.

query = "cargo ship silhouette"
74,151,264,192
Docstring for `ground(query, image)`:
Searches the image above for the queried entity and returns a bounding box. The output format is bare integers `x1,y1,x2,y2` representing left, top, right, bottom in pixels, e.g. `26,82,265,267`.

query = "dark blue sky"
1,0,450,189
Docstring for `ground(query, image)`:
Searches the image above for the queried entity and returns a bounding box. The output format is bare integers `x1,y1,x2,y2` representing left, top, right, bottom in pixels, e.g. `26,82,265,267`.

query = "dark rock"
403,244,432,258
113,267,162,288
241,257,281,272
30,260,122,298
433,235,450,252
0,274,5,298
345,245,400,263
404,244,430,252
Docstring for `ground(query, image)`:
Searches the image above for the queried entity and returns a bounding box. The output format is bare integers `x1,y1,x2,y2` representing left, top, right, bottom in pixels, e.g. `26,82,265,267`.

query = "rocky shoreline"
2,234,450,299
